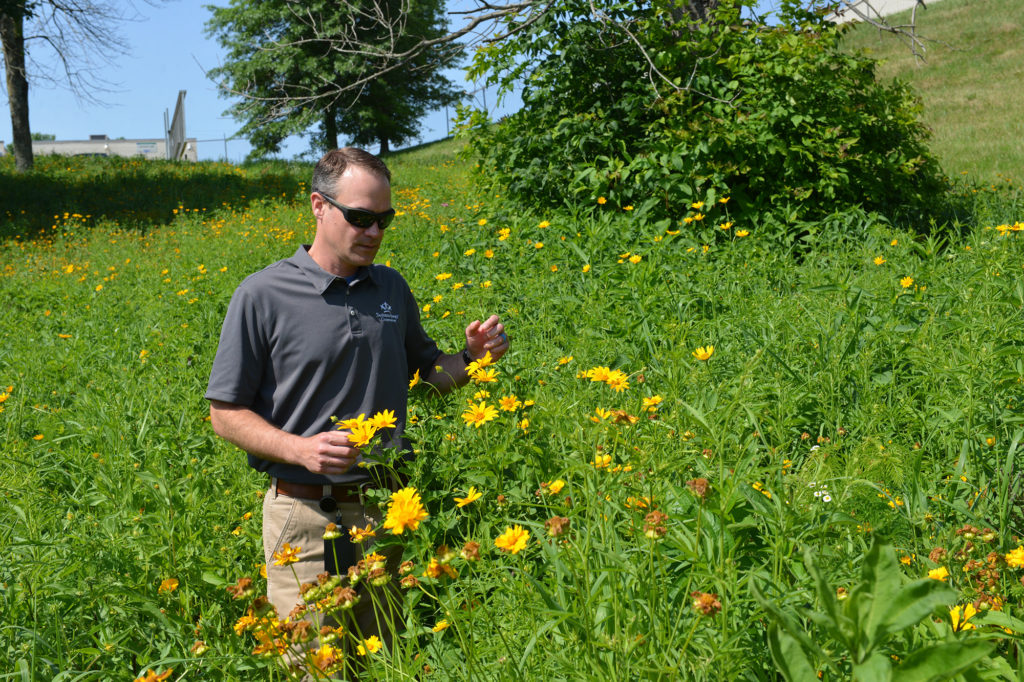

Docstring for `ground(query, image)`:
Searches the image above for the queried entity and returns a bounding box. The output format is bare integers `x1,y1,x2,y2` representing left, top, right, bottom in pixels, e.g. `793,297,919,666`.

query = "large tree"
206,0,463,157
0,0,137,171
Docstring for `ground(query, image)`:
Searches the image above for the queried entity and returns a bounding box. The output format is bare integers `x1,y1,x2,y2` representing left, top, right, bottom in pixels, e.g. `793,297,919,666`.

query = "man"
205,147,508,653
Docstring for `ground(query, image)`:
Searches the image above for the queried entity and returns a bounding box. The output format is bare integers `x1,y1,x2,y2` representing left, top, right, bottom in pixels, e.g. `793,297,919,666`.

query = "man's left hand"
465,315,509,362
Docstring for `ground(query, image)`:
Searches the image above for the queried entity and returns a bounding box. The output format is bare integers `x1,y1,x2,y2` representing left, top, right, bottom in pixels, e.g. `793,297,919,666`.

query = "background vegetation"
2,0,1024,679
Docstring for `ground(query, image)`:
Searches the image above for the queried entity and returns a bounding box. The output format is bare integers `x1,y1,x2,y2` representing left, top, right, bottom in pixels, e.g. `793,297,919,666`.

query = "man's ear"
310,192,325,221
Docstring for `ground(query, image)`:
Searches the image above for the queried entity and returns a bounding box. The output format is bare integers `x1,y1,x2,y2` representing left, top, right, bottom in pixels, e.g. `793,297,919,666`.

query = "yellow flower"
900,276,914,289
719,222,733,230
593,407,612,421
432,619,450,632
693,212,705,221
465,351,494,375
435,272,452,281
557,355,573,365
891,238,899,246
874,256,886,265
478,218,488,226
464,248,476,256
550,265,558,272
494,525,530,554
643,395,663,411
498,227,510,241
158,578,179,593
383,487,429,535
1005,545,1024,568
534,242,544,249
519,418,529,431
735,230,749,237
582,264,591,273
592,454,612,469
691,201,704,209
346,420,379,448
311,644,341,674
454,486,483,507
470,368,499,384
33,434,44,441
484,249,494,258
624,205,634,211
606,373,629,393
473,389,491,400
370,409,397,430
357,635,382,655
139,349,150,361
538,220,550,228
409,368,421,389
348,524,377,543
498,395,522,411
546,479,565,494
586,366,612,383
628,254,642,264
950,604,977,632
273,543,301,566
719,197,730,204
597,197,607,205
928,566,949,581
462,401,498,427
692,345,714,361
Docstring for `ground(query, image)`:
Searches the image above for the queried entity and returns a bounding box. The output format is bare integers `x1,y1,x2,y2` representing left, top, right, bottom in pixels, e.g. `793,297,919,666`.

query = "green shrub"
461,0,949,234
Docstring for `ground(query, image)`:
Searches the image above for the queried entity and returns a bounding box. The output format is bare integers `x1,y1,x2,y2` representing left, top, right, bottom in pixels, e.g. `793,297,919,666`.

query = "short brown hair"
311,147,391,196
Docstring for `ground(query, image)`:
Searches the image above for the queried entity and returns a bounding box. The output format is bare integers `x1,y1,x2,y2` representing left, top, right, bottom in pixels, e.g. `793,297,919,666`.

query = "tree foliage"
460,0,948,232
205,0,463,158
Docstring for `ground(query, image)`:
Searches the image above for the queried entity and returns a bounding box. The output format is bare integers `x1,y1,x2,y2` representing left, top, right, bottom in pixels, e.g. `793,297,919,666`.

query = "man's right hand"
298,430,360,475
209,400,359,475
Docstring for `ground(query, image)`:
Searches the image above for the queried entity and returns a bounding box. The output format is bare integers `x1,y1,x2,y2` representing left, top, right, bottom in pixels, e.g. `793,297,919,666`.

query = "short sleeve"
205,285,267,406
401,281,441,379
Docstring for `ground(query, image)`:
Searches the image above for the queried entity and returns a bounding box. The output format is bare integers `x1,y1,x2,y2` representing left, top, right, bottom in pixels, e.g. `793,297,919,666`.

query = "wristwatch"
461,348,474,365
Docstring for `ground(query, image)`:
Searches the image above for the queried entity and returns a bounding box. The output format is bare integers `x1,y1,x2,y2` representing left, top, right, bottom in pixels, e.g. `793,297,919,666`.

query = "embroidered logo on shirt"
376,301,399,323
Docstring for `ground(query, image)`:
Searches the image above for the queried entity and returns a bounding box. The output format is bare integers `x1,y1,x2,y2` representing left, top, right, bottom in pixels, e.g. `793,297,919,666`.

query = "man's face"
310,166,391,277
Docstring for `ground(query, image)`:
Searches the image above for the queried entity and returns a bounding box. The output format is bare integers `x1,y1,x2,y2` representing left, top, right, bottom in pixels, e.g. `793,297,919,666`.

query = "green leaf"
892,640,995,682
767,624,819,682
875,578,956,639
853,652,892,681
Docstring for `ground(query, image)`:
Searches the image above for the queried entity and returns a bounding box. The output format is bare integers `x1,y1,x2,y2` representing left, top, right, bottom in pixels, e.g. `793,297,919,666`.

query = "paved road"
830,0,939,23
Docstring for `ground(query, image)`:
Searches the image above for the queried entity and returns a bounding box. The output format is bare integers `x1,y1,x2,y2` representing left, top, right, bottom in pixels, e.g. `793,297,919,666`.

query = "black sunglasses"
317,192,396,229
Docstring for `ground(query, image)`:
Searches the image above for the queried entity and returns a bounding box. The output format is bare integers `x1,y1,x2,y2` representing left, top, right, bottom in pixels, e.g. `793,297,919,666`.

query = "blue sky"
1,0,521,162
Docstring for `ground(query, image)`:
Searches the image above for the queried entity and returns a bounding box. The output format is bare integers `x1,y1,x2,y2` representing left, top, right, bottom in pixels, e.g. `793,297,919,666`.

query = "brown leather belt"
275,479,365,512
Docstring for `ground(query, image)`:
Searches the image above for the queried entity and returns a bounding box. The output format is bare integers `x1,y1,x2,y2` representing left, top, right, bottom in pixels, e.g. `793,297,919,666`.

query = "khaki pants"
262,482,403,665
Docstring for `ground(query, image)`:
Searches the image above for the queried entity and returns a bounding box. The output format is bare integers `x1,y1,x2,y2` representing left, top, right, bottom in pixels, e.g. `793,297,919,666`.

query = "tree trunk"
683,0,720,23
323,104,338,150
0,6,33,172
378,136,389,155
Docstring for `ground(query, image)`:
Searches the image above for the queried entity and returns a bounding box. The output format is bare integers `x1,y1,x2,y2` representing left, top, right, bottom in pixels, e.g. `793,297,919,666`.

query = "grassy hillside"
841,0,1024,182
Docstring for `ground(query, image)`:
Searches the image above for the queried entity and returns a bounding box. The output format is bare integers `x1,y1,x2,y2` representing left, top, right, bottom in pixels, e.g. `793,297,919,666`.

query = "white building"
25,135,198,161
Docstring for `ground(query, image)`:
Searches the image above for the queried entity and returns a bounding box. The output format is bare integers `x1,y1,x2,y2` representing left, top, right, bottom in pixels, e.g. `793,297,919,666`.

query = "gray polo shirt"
205,245,441,485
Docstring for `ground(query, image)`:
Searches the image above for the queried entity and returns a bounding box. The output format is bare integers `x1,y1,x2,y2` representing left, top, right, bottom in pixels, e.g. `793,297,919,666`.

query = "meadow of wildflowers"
2,144,1024,680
